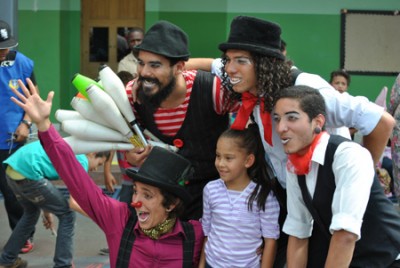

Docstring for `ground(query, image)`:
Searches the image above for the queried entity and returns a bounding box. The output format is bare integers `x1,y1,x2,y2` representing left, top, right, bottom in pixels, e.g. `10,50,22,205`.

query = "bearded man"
123,21,238,221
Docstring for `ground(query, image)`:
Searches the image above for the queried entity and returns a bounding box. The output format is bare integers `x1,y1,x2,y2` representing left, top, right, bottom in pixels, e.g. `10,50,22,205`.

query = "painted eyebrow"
285,111,300,115
273,110,300,116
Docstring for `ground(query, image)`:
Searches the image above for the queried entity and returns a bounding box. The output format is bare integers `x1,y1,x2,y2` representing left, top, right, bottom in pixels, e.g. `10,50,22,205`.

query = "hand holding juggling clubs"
60,67,177,154
98,65,148,147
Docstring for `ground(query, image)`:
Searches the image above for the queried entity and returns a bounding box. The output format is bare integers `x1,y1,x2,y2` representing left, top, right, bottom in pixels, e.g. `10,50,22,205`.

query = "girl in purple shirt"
200,124,280,268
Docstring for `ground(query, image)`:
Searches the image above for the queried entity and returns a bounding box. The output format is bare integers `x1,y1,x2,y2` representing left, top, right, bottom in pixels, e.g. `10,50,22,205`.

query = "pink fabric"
375,86,388,111
39,125,203,268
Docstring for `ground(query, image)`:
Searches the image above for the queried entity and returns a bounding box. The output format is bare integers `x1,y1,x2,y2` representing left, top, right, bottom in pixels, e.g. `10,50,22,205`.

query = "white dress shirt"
282,132,374,240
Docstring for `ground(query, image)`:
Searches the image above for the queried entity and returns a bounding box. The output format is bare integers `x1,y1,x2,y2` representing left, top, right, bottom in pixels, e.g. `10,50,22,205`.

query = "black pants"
0,149,34,238
0,149,24,230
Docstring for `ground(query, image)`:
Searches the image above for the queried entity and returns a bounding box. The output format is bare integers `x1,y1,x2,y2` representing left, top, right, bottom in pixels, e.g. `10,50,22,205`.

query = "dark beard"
138,76,176,108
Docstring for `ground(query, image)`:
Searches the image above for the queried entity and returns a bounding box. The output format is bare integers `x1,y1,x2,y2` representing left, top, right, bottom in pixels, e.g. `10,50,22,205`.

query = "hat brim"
133,47,190,60
0,38,18,49
219,42,284,60
126,168,192,205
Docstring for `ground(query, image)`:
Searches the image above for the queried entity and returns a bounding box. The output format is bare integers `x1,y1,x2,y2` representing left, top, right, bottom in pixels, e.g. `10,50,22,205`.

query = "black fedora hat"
126,147,193,204
134,21,190,60
219,16,284,60
0,20,18,49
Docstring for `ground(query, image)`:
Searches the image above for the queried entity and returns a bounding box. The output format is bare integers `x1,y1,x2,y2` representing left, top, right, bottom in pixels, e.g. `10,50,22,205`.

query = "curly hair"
221,53,293,113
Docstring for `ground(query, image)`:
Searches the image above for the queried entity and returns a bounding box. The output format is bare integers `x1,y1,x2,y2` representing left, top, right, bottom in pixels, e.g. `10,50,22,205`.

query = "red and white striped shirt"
126,70,238,137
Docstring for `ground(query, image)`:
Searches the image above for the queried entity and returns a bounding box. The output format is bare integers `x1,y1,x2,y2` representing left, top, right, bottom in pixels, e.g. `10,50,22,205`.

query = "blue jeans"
0,176,75,268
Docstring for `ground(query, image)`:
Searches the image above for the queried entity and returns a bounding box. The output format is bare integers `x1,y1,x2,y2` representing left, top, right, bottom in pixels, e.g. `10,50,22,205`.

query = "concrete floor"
0,163,122,268
0,197,111,268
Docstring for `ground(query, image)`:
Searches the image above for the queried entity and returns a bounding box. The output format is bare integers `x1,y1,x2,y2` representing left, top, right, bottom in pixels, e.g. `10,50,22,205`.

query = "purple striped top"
202,179,280,267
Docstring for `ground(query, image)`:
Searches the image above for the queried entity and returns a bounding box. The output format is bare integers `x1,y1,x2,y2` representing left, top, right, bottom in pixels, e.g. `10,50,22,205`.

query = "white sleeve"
330,142,374,240
295,73,384,136
211,58,223,77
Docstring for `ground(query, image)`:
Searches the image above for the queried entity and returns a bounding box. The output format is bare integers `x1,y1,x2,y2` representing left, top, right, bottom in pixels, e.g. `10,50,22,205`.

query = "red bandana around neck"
287,132,324,175
231,92,273,146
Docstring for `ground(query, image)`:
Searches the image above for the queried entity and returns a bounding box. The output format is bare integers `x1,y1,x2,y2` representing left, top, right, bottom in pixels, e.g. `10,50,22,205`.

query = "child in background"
328,69,354,139
200,124,280,268
330,69,351,94
0,140,109,268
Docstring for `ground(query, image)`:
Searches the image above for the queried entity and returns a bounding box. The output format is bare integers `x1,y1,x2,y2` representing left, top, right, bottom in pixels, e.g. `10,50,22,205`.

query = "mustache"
138,76,160,85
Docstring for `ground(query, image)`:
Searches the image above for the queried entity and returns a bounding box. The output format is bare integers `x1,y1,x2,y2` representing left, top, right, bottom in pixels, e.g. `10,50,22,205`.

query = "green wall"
17,0,399,121
147,11,398,101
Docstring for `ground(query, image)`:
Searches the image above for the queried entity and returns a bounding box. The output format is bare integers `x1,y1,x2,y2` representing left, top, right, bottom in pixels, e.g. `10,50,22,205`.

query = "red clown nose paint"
130,201,142,208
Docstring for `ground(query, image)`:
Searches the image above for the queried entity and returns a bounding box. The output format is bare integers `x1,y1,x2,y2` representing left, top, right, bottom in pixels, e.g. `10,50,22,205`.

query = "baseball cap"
0,20,18,49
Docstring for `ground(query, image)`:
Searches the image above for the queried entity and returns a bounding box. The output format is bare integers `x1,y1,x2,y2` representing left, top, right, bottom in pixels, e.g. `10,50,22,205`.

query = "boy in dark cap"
123,20,239,221
0,19,38,255
214,15,395,267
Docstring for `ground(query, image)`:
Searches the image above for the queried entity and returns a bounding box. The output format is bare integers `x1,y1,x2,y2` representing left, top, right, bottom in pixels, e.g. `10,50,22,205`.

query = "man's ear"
175,61,185,74
314,114,326,130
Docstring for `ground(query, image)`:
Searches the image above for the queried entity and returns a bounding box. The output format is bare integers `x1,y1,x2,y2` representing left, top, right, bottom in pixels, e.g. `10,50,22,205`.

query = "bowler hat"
126,147,193,204
0,20,18,49
134,21,190,60
219,16,284,60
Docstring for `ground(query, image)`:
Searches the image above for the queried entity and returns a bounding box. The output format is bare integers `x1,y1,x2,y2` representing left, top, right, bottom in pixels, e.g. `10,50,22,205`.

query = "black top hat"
0,20,18,49
219,16,284,60
126,147,193,204
134,21,190,60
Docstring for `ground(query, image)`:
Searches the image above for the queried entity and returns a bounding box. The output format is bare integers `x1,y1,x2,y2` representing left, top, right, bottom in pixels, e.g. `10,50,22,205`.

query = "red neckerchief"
287,132,324,175
231,92,273,146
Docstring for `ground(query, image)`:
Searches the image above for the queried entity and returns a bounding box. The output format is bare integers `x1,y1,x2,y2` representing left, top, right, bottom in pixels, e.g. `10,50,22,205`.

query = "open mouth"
137,211,150,222
281,138,290,145
229,77,241,85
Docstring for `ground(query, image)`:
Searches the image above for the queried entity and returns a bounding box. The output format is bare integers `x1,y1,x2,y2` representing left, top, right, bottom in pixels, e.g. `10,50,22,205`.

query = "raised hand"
10,78,54,132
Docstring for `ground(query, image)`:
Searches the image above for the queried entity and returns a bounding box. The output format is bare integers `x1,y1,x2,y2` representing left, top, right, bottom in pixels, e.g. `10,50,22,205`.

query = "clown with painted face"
273,85,400,267
8,78,204,268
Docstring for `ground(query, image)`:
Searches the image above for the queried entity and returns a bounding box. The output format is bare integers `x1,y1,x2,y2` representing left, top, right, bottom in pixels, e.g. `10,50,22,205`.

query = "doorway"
80,0,145,79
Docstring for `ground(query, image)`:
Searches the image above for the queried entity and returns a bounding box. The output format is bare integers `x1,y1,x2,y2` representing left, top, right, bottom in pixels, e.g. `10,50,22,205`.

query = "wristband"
21,119,32,129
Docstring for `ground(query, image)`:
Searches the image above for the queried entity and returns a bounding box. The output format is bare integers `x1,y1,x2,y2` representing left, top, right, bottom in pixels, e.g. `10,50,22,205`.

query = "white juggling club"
64,136,134,154
55,109,84,123
70,94,113,129
61,119,129,143
86,84,143,147
99,64,148,147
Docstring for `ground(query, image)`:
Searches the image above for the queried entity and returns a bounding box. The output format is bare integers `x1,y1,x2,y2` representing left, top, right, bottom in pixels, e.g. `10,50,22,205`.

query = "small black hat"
134,21,190,60
219,16,284,60
0,20,18,49
126,147,193,204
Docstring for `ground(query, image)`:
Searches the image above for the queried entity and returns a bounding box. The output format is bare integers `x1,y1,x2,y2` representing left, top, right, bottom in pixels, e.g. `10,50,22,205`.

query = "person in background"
329,69,350,94
329,69,357,139
200,124,280,268
118,27,144,78
274,85,400,267
0,19,37,254
389,73,400,202
9,77,204,267
0,139,109,268
117,28,129,62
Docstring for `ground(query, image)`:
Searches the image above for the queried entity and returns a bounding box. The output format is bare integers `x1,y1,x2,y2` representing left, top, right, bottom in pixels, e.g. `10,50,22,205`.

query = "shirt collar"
133,217,186,239
312,132,330,166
